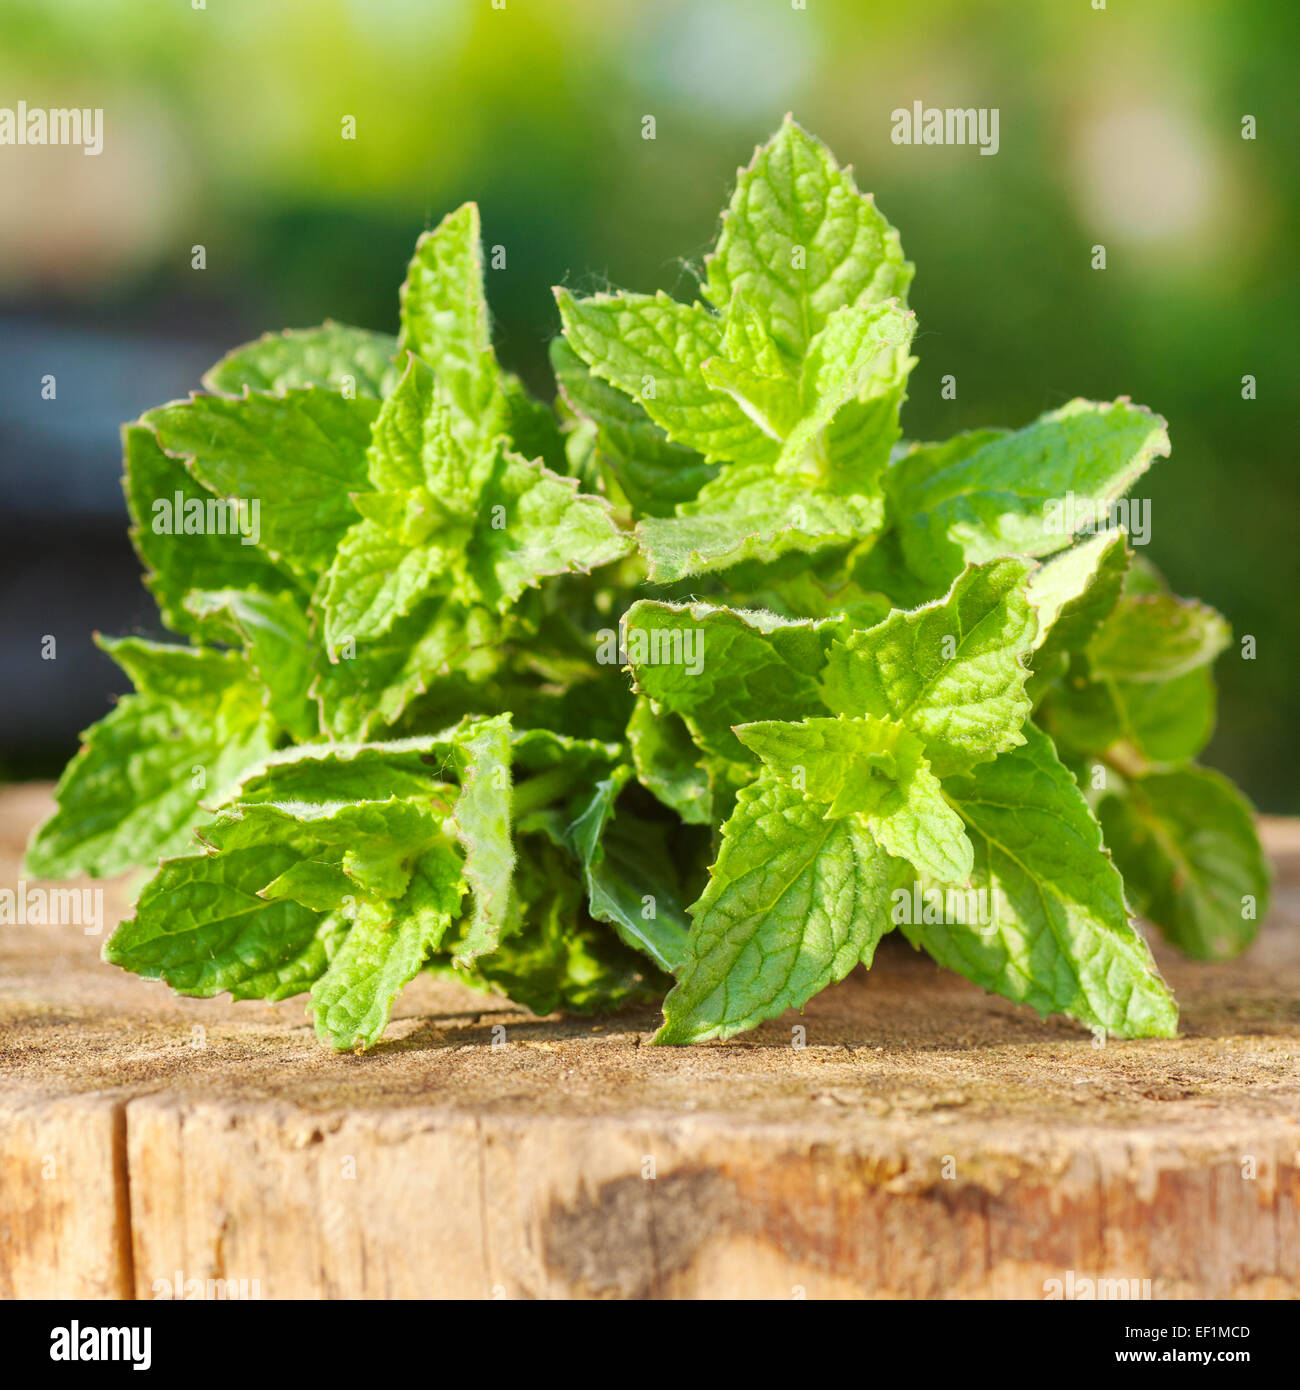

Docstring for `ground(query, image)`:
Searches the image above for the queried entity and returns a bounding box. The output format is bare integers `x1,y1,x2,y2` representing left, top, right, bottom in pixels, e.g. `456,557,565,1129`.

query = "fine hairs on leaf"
25,117,1268,1051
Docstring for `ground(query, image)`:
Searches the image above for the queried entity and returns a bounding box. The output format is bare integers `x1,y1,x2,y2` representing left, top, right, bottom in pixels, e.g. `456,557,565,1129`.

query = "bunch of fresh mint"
26,119,1270,1049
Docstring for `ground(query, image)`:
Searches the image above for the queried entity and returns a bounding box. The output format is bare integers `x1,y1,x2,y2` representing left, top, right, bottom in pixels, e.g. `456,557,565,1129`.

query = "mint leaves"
144,388,379,581
655,772,893,1045
703,114,913,358
736,716,972,882
933,724,1178,1037
890,399,1170,591
27,638,276,879
1097,767,1271,960
558,120,916,585
820,558,1037,777
319,354,626,652
1035,561,1264,959
28,120,1269,1052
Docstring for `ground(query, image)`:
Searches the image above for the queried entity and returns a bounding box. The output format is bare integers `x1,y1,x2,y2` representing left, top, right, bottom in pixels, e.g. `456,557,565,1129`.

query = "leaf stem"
511,763,587,818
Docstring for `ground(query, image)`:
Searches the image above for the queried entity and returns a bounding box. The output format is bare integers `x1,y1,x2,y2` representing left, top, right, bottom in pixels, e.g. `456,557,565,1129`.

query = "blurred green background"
1,0,1295,807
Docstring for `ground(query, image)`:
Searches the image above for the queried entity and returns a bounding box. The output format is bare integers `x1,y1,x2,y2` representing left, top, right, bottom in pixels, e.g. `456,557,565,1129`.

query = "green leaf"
321,355,626,648
231,734,459,806
626,697,712,824
201,795,450,903
777,302,915,488
702,115,913,361
322,514,460,649
1025,530,1132,711
1121,553,1168,596
1117,670,1218,764
722,547,893,627
103,634,250,704
1038,666,1142,762
550,337,717,517
103,846,336,1001
310,842,466,1050
559,290,911,509
1087,591,1230,682
122,423,295,637
1027,529,1131,661
1098,767,1271,960
635,466,883,582
102,728,469,1051
734,715,973,884
500,371,568,474
438,835,665,1017
362,352,487,501
511,725,624,780
556,127,916,497
260,861,361,913
564,771,693,971
397,207,560,465
654,771,893,1044
316,593,501,740
556,289,774,466
398,202,501,432
25,640,275,879
893,400,1170,589
623,600,844,762
885,428,1007,522
145,388,379,580
1041,660,1217,768
1119,671,1218,764
184,588,319,741
849,519,955,612
202,321,401,399
700,295,802,442
448,714,515,966
467,449,630,608
915,722,1178,1038
821,558,1036,778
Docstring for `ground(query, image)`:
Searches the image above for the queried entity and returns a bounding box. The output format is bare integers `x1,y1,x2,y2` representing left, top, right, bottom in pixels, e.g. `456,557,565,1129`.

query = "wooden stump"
2,782,1298,1299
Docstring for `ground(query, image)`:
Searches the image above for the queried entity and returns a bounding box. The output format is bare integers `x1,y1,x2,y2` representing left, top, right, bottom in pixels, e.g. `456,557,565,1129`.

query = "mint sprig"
25,120,1269,1050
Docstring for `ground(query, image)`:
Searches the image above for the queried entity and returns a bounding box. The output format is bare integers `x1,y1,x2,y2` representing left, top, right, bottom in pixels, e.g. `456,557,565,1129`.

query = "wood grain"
2,783,1298,1299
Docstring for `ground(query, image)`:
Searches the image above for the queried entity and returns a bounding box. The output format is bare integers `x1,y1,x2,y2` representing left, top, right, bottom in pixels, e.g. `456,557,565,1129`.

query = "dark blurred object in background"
1,0,1295,806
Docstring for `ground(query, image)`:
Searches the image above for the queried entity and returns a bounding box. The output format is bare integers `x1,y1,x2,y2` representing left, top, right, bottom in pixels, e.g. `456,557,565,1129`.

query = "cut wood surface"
2,781,1298,1300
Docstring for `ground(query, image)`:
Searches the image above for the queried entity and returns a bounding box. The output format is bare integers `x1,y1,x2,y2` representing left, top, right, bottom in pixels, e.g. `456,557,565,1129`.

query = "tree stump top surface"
3,781,1299,1134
